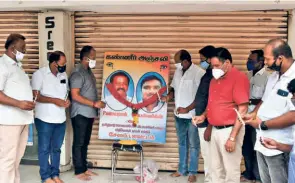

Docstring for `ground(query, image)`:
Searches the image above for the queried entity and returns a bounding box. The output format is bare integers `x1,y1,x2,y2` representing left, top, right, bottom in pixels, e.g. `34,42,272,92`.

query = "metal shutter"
0,12,39,77
74,11,288,171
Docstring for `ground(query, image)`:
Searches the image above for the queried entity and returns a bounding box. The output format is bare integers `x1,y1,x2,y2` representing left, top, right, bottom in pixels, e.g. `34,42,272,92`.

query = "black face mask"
57,65,66,73
268,59,282,72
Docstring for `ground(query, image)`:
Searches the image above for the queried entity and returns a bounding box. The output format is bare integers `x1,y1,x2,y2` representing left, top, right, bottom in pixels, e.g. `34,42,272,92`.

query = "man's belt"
249,99,261,105
213,124,234,130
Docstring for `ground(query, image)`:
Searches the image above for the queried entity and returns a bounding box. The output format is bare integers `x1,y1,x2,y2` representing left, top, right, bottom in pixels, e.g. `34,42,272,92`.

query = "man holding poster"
70,46,106,181
162,50,205,183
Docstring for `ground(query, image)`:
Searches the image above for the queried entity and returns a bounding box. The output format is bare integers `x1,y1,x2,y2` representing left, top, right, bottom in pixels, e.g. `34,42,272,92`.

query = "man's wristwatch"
260,121,268,130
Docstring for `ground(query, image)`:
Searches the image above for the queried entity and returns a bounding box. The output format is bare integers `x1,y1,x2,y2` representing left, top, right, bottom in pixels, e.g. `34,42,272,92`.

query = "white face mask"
212,68,225,80
174,63,182,69
88,58,96,69
13,49,25,62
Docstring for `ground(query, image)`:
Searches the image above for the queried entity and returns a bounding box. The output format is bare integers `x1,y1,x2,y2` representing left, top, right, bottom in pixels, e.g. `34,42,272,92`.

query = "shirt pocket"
182,79,192,86
10,73,30,85
270,93,288,111
181,79,193,95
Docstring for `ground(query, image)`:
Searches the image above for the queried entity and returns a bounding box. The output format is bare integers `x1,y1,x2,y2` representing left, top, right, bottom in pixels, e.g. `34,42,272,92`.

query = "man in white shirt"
0,34,35,183
251,78,295,183
245,39,295,183
32,51,70,183
242,50,269,183
162,50,205,183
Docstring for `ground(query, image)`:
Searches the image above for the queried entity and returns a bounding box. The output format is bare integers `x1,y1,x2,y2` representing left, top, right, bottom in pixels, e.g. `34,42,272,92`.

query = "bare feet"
188,175,197,183
76,173,91,181
170,172,182,177
240,175,253,183
52,177,64,183
85,170,98,176
44,178,56,183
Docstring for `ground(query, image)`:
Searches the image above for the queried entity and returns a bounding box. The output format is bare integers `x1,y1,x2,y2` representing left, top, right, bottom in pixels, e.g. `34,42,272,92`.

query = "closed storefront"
0,11,39,160
73,10,289,171
0,11,39,76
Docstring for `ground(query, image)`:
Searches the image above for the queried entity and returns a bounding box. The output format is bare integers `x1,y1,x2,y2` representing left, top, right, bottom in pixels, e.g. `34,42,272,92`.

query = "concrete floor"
20,165,205,183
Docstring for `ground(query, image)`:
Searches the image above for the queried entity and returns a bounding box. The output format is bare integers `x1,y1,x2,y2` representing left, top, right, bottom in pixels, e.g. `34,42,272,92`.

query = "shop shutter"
0,12,39,77
74,11,288,171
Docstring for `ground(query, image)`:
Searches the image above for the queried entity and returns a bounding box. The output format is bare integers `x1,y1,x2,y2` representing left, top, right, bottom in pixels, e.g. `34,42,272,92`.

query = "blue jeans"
35,118,66,182
175,116,200,175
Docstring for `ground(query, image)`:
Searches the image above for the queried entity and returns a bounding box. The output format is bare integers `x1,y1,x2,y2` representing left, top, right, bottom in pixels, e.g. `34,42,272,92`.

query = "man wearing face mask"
194,47,250,183
241,50,267,183
0,34,35,183
69,45,106,181
254,78,295,183
162,50,205,183
199,45,215,71
244,39,295,183
31,51,70,183
192,45,215,183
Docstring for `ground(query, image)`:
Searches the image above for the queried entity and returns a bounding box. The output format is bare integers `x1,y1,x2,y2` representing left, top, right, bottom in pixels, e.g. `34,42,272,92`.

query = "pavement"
20,165,205,183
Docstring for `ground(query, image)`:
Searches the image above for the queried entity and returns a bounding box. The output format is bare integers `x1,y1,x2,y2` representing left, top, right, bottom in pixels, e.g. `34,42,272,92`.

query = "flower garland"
106,83,167,126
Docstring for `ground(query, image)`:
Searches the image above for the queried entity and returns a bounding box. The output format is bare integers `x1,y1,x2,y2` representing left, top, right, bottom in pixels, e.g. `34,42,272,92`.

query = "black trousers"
242,125,261,181
71,114,94,175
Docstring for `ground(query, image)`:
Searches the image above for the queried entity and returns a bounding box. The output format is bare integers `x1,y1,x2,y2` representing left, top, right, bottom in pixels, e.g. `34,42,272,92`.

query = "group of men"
0,34,105,183
1,32,295,183
165,39,295,183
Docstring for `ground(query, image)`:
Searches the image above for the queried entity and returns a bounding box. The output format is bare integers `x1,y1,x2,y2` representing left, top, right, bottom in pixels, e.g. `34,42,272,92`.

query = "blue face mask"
246,60,256,71
200,60,210,70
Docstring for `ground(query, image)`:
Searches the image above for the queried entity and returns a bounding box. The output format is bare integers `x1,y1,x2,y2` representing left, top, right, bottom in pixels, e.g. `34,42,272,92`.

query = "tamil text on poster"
99,52,170,144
